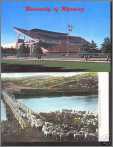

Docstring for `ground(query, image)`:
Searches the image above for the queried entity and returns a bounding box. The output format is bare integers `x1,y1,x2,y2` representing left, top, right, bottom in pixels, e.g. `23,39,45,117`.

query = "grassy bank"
2,73,98,97
14,89,98,99
2,59,111,72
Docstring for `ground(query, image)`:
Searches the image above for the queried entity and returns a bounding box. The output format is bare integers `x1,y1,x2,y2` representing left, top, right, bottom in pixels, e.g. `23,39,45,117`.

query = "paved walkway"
2,57,110,63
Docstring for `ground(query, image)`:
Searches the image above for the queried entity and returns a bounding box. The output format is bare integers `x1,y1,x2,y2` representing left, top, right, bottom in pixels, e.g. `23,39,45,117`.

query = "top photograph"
1,0,112,72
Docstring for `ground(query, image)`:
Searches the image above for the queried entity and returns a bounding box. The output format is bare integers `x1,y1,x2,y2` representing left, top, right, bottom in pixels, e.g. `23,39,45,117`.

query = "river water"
1,95,98,120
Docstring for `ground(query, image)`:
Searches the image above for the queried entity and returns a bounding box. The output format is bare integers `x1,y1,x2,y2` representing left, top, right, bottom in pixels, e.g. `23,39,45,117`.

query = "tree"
101,37,112,53
17,43,26,57
90,40,97,50
17,43,30,57
24,45,30,57
81,42,91,51
32,43,43,58
81,40,97,52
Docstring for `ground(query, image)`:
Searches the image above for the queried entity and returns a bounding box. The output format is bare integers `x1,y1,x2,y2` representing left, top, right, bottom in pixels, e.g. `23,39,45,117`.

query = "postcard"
1,0,112,72
1,72,111,146
0,0,112,146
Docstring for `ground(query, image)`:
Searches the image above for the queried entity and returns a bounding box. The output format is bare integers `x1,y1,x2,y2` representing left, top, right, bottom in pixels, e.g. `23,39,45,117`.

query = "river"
1,95,98,121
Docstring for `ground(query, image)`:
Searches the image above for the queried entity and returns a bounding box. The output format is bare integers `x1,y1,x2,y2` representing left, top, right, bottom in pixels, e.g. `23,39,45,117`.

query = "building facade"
14,27,89,57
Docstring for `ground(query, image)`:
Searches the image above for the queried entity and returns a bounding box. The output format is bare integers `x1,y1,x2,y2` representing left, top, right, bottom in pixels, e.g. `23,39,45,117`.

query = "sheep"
31,120,35,128
58,132,64,141
42,125,52,137
43,130,52,137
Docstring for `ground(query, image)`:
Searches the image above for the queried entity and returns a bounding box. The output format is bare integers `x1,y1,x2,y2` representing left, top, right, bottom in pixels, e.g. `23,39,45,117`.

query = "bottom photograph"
1,72,99,145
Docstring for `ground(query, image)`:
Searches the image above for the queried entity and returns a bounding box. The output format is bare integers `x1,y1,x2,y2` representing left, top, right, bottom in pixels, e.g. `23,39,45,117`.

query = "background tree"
81,42,91,51
101,37,112,53
90,40,97,50
81,40,97,52
32,43,43,58
17,43,30,57
24,45,30,57
17,43,26,57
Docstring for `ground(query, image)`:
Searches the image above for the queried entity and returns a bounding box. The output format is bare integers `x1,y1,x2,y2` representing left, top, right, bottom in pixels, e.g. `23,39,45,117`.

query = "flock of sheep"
19,110,98,142
16,100,98,142
41,121,98,141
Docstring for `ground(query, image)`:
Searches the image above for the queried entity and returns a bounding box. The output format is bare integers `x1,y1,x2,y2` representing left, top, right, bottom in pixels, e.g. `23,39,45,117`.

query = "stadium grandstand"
14,27,89,58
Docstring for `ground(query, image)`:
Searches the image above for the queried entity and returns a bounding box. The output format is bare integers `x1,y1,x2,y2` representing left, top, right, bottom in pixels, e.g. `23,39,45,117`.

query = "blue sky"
1,0,110,48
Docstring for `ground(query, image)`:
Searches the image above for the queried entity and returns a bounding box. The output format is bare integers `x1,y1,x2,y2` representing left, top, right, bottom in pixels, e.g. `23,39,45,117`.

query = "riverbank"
14,89,98,98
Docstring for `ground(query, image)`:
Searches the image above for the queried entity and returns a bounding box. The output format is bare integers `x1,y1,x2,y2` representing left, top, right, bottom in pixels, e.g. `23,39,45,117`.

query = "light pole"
66,24,73,56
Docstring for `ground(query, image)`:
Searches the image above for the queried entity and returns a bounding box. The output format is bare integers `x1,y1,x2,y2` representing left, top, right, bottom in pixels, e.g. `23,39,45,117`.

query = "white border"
98,72,109,142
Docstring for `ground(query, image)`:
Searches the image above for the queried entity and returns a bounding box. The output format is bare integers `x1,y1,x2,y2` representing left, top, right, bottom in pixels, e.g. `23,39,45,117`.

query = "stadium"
14,27,89,58
1,27,111,72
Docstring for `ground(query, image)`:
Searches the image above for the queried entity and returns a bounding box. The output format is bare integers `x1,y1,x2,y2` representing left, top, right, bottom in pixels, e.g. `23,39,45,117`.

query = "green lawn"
2,59,111,72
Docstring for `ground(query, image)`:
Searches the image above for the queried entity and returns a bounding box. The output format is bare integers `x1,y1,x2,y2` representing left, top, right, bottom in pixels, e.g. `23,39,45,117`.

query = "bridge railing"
2,90,46,129
2,91,27,129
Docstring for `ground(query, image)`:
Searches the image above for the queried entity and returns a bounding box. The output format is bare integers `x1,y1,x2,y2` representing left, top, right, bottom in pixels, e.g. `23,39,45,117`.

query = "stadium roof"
14,27,67,38
14,27,89,44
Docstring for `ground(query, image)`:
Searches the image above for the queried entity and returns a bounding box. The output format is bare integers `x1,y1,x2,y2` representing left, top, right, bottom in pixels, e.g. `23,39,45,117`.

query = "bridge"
2,90,45,129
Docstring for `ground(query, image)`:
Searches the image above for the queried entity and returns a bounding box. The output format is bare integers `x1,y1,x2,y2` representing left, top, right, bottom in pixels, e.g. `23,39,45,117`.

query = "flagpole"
66,24,73,56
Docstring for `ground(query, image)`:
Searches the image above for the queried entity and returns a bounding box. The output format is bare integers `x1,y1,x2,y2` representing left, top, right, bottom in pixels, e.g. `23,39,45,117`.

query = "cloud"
2,42,16,48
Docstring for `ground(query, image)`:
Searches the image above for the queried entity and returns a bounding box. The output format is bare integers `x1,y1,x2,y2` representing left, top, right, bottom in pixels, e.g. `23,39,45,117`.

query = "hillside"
2,73,98,96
